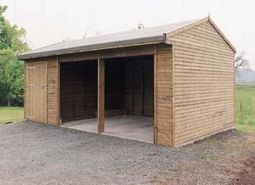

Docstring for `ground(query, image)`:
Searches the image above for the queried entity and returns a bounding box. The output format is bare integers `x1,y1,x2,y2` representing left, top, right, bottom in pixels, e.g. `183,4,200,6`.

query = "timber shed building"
19,17,236,147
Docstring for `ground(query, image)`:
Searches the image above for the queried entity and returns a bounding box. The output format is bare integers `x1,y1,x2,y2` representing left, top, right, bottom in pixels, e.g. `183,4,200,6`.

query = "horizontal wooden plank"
155,47,173,146
171,20,234,146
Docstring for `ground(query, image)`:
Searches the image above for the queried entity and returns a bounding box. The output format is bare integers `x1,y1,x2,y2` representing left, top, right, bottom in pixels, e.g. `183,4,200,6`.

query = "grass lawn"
235,86,255,133
0,107,24,124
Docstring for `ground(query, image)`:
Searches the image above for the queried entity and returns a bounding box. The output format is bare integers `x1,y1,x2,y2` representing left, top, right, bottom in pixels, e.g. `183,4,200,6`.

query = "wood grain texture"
25,58,60,125
47,57,60,125
123,57,154,117
26,61,47,123
23,19,235,148
169,20,235,146
59,45,155,63
60,61,97,122
154,45,173,147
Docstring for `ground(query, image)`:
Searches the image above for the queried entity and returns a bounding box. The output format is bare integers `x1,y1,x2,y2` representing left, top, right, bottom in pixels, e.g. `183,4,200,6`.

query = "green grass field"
0,107,24,124
235,86,255,133
0,87,255,133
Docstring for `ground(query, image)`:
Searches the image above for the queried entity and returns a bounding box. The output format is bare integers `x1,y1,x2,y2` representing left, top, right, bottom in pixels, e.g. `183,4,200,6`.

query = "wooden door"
26,62,47,123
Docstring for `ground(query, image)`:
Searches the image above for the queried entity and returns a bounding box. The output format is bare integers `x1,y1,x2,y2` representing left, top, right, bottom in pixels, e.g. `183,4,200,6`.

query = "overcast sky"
1,0,255,69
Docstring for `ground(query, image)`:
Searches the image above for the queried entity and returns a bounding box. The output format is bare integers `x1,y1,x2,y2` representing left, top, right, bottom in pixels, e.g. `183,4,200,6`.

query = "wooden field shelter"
19,17,236,147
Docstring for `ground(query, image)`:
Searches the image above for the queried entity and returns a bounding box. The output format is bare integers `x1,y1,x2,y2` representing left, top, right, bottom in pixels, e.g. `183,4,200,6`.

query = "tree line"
0,6,28,106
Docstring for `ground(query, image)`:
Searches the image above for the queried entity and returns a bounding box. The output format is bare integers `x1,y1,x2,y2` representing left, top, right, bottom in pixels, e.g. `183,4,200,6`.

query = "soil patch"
232,151,255,185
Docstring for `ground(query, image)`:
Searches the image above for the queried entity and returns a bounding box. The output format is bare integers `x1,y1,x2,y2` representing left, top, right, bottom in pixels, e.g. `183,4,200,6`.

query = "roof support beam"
59,45,157,63
97,59,105,133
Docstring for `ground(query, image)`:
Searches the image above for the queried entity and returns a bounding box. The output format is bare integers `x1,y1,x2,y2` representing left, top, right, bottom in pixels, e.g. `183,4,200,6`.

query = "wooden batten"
59,45,155,63
97,59,105,133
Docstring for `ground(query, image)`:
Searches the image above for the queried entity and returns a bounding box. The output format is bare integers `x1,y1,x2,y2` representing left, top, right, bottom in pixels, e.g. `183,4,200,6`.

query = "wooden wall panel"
47,58,60,125
170,21,235,146
25,62,47,123
25,57,60,125
143,60,154,116
155,46,173,146
60,56,153,123
105,60,125,112
124,62,134,114
123,56,154,117
60,61,97,122
133,62,144,115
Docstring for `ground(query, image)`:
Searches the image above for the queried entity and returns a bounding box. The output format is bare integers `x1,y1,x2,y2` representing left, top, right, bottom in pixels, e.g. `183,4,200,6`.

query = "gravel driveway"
0,121,251,185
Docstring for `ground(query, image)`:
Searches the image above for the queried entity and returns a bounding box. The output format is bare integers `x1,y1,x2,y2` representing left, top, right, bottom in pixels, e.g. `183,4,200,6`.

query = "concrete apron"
61,115,153,143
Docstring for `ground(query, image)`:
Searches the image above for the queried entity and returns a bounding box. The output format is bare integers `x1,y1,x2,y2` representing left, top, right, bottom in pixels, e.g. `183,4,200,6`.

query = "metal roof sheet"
18,18,201,59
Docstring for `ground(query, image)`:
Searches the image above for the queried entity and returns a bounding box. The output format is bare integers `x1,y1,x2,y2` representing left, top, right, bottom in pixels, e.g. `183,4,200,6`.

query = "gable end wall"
169,20,235,146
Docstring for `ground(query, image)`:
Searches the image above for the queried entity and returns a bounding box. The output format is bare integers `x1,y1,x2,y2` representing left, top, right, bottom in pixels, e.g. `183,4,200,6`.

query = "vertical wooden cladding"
154,46,173,147
60,61,97,122
25,57,60,125
170,20,235,146
123,57,154,117
25,62,47,123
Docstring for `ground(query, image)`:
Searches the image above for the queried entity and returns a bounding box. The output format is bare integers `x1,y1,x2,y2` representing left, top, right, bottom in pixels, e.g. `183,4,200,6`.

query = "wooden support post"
153,47,157,144
97,59,105,133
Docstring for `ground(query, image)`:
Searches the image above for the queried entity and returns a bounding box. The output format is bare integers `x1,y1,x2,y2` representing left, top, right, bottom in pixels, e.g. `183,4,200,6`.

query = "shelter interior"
60,55,154,143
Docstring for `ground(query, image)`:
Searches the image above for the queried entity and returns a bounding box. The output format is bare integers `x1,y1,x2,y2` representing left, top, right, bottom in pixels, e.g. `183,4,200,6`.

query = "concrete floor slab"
61,116,153,143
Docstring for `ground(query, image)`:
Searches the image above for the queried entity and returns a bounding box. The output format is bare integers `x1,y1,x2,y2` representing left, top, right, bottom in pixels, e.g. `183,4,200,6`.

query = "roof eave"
18,35,166,60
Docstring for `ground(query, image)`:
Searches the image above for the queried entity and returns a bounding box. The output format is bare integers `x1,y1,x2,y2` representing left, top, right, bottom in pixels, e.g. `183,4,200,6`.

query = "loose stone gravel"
0,121,244,185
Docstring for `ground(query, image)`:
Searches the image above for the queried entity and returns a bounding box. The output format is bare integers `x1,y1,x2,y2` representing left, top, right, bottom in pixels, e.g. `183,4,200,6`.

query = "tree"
235,52,250,76
0,5,28,106
0,6,28,52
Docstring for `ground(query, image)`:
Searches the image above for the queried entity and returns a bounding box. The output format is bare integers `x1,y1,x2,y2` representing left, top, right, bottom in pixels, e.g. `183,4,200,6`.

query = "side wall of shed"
24,57,60,125
169,21,235,146
154,45,174,146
